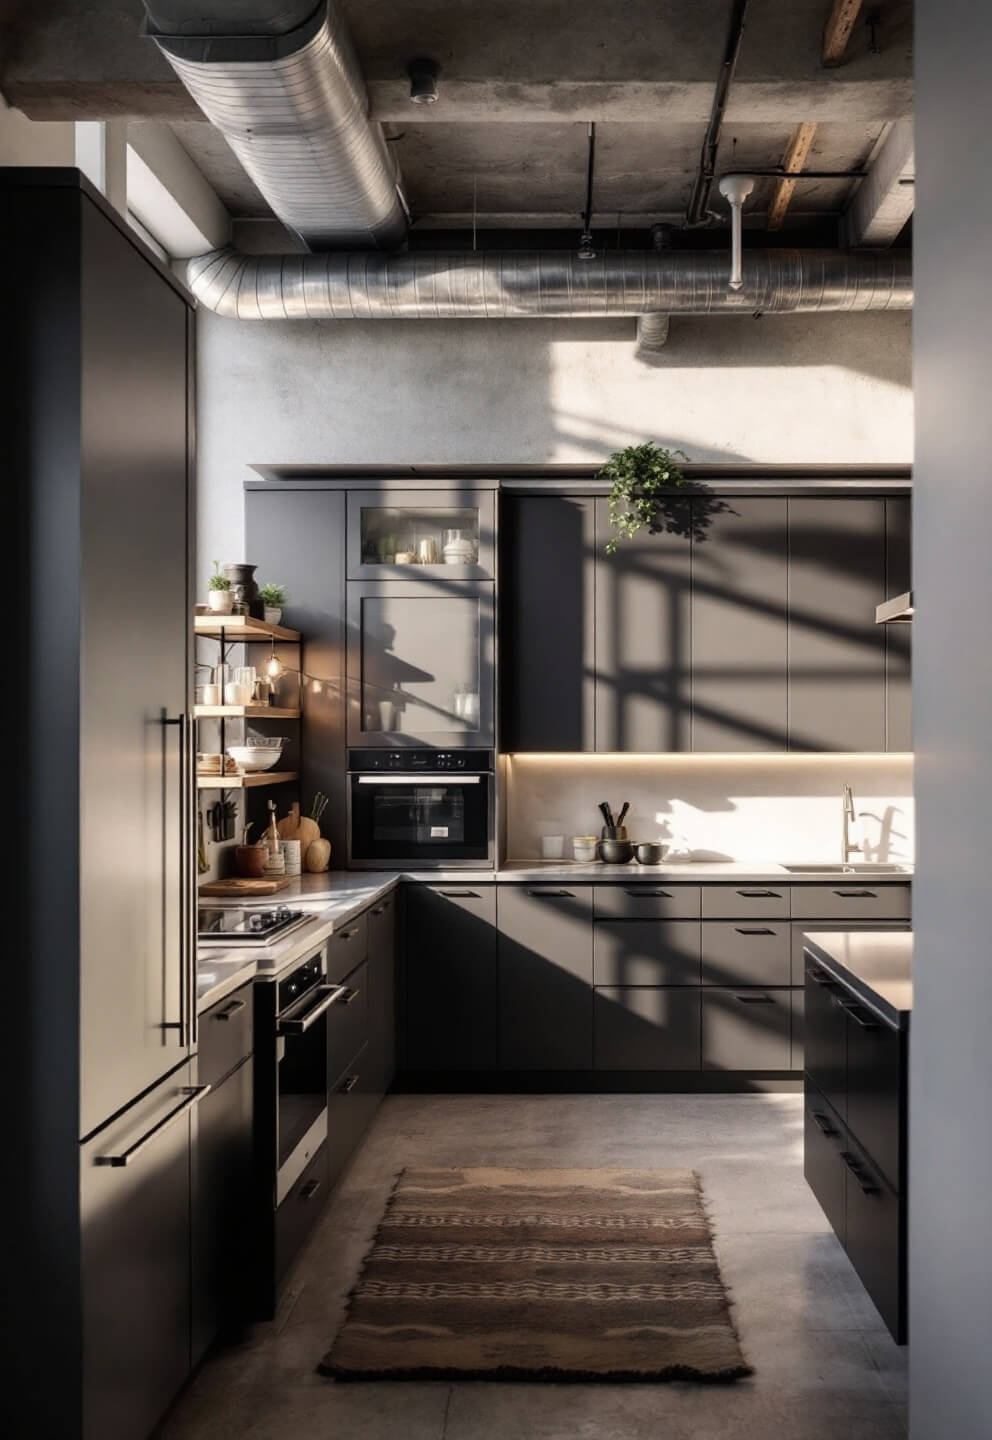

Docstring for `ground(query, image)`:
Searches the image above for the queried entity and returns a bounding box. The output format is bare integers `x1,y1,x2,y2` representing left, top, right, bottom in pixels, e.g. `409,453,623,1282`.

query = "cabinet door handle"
438,890,481,898
371,906,386,916
832,889,877,899
299,1178,322,1201
624,888,673,898
810,1110,839,1137
734,926,776,936
838,998,881,1030
734,993,776,1004
341,986,361,1006
94,1085,211,1168
216,997,247,1021
527,889,575,898
840,1151,881,1195
337,1073,359,1094
806,966,837,988
337,928,359,940
737,889,781,898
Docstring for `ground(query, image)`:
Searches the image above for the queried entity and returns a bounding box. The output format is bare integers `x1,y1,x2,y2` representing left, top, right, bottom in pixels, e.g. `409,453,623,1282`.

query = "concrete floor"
160,1095,909,1440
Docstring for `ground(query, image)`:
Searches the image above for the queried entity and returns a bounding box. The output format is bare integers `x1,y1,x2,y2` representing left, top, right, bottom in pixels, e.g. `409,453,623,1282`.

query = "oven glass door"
277,992,330,1172
351,774,491,863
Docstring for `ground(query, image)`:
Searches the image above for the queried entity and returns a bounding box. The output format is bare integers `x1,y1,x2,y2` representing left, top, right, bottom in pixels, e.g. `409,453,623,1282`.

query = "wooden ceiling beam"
766,122,819,231
823,0,866,67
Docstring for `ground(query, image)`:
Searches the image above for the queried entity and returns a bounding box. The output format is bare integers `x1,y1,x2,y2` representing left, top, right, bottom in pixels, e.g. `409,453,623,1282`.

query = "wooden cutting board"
198,876,292,897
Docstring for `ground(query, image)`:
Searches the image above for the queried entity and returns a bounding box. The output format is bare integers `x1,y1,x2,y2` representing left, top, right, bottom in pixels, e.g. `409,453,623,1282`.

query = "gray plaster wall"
196,309,911,587
910,2,992,1434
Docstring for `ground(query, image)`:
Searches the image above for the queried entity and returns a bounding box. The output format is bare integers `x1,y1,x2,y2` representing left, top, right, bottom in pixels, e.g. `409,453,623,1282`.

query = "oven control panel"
277,951,324,1012
349,749,493,773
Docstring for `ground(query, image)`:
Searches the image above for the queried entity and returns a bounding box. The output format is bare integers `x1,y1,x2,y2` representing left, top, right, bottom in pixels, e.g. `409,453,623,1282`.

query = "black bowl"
598,839,634,864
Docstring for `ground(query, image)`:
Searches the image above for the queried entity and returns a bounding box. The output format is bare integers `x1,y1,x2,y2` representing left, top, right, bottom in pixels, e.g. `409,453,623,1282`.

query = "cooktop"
197,904,308,947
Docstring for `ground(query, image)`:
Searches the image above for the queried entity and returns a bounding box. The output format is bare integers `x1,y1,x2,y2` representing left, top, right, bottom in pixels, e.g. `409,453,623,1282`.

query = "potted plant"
599,443,732,553
207,559,233,613
259,582,287,625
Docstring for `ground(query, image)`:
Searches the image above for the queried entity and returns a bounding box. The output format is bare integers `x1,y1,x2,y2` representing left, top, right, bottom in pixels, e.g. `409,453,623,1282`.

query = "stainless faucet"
842,785,863,864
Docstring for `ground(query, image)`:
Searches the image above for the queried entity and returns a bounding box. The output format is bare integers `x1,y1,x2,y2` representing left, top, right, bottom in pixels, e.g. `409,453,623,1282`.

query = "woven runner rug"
321,1166,751,1382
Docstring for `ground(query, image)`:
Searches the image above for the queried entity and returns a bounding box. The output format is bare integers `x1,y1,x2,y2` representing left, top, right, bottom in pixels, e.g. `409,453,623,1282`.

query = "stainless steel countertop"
803,931,913,1030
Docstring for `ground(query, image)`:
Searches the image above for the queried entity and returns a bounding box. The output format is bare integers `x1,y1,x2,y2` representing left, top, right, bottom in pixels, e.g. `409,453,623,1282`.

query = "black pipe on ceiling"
686,0,752,227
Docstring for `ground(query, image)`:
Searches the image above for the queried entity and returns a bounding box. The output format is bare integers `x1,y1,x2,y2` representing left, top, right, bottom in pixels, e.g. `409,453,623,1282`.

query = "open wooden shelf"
196,770,299,790
195,615,301,642
194,705,301,720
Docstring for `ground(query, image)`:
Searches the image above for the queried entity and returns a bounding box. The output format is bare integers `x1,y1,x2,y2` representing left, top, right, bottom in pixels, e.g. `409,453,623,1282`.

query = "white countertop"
803,930,913,1029
499,860,913,883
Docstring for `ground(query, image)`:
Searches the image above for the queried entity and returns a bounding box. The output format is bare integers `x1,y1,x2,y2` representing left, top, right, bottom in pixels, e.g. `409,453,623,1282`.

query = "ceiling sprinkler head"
578,231,596,260
407,57,440,104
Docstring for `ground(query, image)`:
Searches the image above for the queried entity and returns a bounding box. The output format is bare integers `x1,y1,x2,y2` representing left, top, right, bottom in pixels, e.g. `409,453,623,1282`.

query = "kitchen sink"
782,863,910,874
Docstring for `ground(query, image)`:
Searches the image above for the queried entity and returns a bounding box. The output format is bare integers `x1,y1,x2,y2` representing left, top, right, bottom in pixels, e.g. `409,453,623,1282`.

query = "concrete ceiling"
1,0,914,240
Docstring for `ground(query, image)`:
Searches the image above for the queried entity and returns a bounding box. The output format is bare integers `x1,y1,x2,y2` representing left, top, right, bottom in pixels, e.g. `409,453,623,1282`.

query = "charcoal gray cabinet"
701,988,792,1070
405,885,499,1070
347,487,496,580
884,496,912,751
369,891,397,1095
594,496,693,752
347,580,495,746
500,496,596,751
691,497,789,751
594,987,701,1070
498,886,594,1069
787,498,887,752
593,920,701,986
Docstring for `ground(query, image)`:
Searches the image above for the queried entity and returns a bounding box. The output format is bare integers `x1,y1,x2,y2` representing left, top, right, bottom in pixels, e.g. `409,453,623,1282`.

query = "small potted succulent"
207,559,233,614
259,582,287,626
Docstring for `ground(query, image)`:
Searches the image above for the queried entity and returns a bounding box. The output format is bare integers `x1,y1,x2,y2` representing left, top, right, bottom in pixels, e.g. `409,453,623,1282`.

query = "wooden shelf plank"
195,770,299,790
194,705,301,719
195,615,300,642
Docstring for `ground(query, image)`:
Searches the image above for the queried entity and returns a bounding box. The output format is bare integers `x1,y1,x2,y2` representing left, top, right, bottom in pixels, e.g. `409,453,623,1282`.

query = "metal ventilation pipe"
143,2,407,251
184,246,913,320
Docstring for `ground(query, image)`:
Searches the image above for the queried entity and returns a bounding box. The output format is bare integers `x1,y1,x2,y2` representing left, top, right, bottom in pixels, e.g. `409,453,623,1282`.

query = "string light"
266,639,284,680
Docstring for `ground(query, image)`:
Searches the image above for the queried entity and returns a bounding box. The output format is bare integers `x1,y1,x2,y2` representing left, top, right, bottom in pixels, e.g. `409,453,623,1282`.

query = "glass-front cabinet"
347,488,496,579
346,581,495,746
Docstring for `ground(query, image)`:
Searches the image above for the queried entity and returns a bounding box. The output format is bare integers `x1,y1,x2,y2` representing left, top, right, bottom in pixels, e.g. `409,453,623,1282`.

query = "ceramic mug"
541,834,565,859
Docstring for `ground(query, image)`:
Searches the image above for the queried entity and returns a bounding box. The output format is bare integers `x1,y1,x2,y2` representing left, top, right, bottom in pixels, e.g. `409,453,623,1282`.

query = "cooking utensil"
598,802,614,830
634,841,666,865
598,838,634,864
198,876,291,897
616,801,630,829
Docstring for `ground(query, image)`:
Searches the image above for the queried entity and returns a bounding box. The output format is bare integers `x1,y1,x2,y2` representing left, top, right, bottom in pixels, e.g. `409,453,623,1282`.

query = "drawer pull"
734,926,776,936
734,993,776,1004
810,1110,839,1138
337,928,359,940
341,986,361,1006
838,998,881,1030
624,889,673,898
94,1086,211,1168
299,1178,322,1202
527,889,575,898
832,889,877,899
806,966,837,987
338,1073,359,1094
438,890,481,898
371,905,386,916
215,997,247,1021
840,1151,881,1195
737,889,781,898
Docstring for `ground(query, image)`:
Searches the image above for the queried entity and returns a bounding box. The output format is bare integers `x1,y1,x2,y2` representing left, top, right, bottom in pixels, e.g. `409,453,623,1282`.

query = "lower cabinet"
405,884,498,1070
497,885,594,1069
594,987,700,1069
81,1060,198,1440
701,988,793,1071
327,1046,381,1189
276,1142,330,1286
192,1054,253,1364
368,891,397,1095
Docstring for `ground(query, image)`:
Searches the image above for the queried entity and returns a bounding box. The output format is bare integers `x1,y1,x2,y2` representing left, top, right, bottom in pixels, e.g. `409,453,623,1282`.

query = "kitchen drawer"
327,959,368,1088
700,987,792,1071
843,1139,905,1342
791,989,805,1070
593,884,700,919
701,884,790,920
803,957,849,1118
327,1045,379,1188
790,884,911,921
275,1142,329,1286
844,1001,904,1193
803,1081,846,1243
327,910,369,982
198,982,253,1090
700,921,791,987
593,920,700,987
593,987,701,1070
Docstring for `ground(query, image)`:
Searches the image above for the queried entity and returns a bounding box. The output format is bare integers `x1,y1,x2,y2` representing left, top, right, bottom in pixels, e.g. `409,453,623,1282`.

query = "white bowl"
227,744,283,772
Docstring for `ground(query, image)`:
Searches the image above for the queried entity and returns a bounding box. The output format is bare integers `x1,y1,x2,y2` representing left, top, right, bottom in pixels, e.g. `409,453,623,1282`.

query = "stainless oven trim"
276,1109,328,1206
346,769,495,869
356,775,482,784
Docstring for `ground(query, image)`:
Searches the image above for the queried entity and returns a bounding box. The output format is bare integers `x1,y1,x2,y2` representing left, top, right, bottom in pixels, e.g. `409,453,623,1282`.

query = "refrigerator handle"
164,713,192,1048
186,712,198,1047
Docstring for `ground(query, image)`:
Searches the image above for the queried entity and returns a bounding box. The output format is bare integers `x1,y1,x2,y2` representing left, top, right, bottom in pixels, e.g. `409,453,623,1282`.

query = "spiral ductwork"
185,246,913,320
145,2,407,251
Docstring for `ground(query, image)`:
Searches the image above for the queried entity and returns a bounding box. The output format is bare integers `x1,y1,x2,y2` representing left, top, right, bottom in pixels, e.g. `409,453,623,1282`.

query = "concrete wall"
910,4,992,1435
0,95,73,165
196,309,912,590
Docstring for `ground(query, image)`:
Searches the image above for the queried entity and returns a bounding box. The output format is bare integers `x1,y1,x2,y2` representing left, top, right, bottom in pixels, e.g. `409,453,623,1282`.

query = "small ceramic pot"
264,606,282,626
208,589,234,614
634,841,666,865
598,839,634,864
235,844,268,878
572,836,599,862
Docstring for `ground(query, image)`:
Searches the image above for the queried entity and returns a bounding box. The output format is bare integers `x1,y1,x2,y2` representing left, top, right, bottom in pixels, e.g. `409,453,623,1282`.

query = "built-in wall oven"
348,749,494,869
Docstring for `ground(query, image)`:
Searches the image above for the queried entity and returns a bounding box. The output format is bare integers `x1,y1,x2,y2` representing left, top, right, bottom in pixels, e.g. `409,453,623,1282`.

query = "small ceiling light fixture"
407,56,440,105
717,172,755,290
578,122,597,260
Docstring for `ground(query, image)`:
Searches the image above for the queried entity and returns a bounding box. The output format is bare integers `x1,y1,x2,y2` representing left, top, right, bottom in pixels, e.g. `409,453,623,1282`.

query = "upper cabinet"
347,488,495,579
500,489,909,755
347,580,495,747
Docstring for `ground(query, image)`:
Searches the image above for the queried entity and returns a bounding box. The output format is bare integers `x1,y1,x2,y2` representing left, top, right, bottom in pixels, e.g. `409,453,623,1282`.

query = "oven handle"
356,775,482,784
277,983,348,1036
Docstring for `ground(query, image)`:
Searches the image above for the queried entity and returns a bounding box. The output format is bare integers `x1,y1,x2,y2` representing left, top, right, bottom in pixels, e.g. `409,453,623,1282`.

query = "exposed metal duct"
636,313,672,354
185,246,913,320
144,2,407,251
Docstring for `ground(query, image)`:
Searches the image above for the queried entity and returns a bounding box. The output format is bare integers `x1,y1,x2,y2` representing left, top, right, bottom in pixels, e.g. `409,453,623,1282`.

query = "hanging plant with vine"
599,442,731,553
